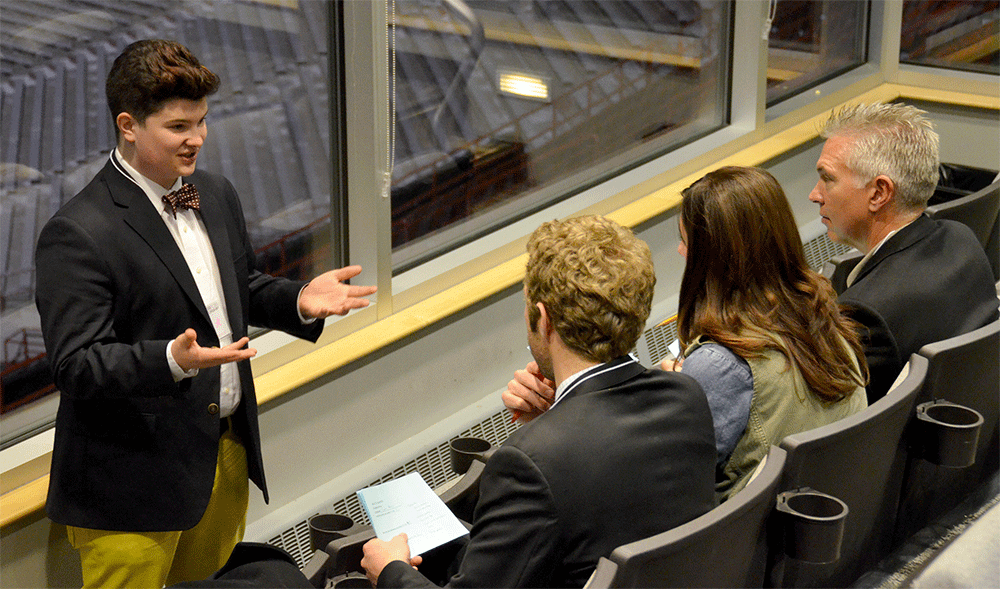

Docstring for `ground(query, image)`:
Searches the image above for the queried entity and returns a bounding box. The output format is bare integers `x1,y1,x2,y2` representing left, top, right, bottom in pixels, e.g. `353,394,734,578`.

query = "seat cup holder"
308,514,361,553
776,488,849,564
915,400,983,468
449,437,493,474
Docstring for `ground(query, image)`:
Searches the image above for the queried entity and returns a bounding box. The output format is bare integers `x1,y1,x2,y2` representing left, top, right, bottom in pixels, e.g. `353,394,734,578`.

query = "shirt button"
208,403,220,415
196,267,203,274
223,387,230,394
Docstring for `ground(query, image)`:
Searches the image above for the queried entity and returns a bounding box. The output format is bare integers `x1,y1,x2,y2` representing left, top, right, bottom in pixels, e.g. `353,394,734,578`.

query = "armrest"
302,526,378,586
439,459,486,523
583,557,619,589
305,458,488,587
301,549,333,589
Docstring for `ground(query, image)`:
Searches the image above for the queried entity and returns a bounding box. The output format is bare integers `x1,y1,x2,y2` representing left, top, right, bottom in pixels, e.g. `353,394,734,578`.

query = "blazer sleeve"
35,215,175,400
841,299,901,404
377,446,561,588
218,175,324,342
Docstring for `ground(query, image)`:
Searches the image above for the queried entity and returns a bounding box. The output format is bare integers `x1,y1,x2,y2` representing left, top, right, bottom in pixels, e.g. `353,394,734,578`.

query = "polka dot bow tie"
162,183,201,216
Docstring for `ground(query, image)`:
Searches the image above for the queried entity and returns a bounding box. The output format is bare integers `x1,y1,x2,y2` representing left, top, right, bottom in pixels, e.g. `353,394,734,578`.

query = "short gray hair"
821,102,939,211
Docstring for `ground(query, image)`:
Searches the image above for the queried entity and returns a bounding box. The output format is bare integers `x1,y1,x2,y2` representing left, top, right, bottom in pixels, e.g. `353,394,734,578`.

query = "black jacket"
35,157,323,531
839,214,998,402
379,356,717,588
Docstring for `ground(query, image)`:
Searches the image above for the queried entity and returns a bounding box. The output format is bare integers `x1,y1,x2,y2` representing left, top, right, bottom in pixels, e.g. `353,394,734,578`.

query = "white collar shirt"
112,150,241,418
846,217,919,288
550,354,640,410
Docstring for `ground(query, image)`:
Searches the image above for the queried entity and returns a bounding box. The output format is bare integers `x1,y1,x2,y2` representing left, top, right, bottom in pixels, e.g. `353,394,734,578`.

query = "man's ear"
535,302,552,339
116,112,137,144
868,175,895,213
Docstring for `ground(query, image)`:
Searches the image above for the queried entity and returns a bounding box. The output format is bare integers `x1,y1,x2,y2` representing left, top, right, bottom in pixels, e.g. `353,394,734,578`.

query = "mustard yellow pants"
67,430,249,588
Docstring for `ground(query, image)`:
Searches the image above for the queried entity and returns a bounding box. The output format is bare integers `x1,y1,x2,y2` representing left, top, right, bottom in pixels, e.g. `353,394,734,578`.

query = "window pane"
766,0,868,105
0,0,334,445
389,0,729,271
901,1,999,74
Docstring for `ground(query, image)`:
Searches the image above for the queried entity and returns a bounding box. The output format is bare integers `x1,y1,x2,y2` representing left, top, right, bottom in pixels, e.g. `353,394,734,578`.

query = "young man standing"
35,39,375,587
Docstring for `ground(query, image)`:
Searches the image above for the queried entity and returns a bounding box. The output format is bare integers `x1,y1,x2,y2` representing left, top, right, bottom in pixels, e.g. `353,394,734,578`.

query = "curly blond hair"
525,215,655,363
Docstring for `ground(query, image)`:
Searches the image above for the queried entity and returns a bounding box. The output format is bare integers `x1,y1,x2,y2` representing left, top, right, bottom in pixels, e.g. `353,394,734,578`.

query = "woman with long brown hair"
666,166,868,500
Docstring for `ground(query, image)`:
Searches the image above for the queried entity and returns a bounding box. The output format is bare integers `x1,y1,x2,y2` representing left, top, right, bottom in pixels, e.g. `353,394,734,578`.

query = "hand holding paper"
356,472,469,557
361,533,422,586
659,339,683,372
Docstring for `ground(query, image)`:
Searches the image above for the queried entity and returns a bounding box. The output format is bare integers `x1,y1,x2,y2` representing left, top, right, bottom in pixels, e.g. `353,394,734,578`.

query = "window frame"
235,0,1000,408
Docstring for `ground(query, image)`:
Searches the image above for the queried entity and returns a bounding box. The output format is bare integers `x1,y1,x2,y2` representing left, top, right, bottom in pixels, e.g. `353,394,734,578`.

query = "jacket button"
208,403,220,415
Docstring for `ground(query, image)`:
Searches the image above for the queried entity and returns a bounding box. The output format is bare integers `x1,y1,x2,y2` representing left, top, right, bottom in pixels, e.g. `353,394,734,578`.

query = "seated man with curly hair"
361,216,717,588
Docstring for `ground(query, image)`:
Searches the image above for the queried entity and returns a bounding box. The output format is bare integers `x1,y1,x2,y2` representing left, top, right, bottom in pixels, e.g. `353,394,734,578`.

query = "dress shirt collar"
111,149,183,214
846,217,919,288
551,354,640,409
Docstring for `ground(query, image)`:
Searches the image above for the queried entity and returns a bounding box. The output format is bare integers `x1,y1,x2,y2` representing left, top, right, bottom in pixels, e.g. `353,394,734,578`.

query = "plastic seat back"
588,446,787,588
771,357,927,588
896,319,1000,541
926,181,1000,250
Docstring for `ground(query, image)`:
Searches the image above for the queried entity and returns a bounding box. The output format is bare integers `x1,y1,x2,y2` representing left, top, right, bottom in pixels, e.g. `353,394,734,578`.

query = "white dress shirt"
550,354,641,410
112,150,241,418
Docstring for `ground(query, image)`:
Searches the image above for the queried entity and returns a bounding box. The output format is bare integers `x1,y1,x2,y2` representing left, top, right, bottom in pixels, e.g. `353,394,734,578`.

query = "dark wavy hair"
677,166,867,402
106,39,220,138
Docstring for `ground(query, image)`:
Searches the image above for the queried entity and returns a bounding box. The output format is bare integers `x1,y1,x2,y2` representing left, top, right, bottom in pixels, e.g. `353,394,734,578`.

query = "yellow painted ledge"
258,82,999,403
3,82,997,532
254,252,529,404
0,476,48,529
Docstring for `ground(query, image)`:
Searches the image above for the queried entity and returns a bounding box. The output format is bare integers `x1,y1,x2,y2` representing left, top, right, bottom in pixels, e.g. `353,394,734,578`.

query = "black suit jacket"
169,542,312,588
35,157,323,531
379,356,717,588
839,214,998,402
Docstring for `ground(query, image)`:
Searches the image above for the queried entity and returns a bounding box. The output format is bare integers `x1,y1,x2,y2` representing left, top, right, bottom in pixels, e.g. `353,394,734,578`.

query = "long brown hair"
677,166,867,402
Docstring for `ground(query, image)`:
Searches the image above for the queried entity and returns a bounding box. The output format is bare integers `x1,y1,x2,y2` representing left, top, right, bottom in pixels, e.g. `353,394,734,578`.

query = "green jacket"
687,337,867,502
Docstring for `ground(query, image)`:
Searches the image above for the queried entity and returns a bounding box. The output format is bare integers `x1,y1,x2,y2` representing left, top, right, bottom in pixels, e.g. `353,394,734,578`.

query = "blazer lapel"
852,215,935,284
189,177,244,337
104,159,212,325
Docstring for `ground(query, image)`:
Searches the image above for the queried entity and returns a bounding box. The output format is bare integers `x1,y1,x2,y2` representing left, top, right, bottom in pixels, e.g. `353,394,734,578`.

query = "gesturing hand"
299,265,378,319
171,328,257,372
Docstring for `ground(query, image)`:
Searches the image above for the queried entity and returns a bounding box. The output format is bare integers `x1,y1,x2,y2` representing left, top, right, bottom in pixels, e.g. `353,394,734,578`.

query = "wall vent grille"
803,233,856,271
637,317,678,368
269,408,521,568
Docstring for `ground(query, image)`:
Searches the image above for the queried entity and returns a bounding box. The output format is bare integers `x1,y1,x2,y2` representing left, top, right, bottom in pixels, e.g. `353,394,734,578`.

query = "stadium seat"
820,250,863,295
584,445,787,588
926,180,1000,281
300,460,485,588
769,355,928,588
895,319,1000,542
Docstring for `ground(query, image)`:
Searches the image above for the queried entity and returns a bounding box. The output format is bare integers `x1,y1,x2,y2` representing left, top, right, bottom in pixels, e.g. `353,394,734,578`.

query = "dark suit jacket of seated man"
364,215,717,588
838,214,997,399
380,357,716,588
